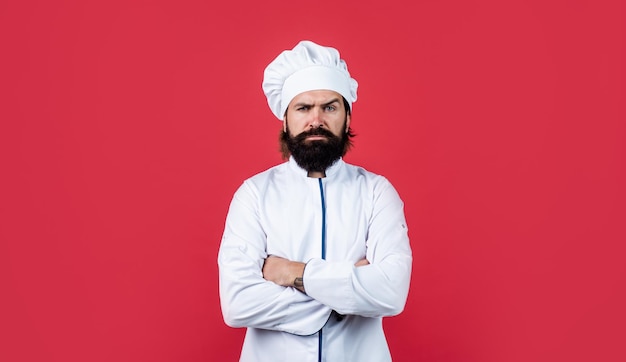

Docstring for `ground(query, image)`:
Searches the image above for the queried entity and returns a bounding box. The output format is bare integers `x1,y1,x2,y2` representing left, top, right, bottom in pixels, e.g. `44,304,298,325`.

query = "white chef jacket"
218,157,412,362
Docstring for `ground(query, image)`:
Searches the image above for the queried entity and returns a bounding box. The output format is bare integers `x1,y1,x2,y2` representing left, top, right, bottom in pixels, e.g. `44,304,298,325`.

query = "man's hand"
262,255,306,292
262,256,369,292
355,258,370,267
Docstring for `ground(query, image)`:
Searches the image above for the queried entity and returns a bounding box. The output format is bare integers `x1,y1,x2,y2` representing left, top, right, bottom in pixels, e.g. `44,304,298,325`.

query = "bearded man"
218,40,412,362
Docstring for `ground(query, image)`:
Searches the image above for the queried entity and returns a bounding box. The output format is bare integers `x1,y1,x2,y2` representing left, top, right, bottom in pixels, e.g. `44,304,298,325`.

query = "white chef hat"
262,40,358,120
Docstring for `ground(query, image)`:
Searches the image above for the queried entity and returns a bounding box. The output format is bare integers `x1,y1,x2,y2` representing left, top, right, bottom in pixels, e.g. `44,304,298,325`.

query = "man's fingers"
354,258,370,267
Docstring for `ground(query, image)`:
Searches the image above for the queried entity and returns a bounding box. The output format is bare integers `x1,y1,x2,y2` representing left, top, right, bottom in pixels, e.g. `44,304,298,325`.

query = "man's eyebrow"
321,98,341,107
292,98,340,108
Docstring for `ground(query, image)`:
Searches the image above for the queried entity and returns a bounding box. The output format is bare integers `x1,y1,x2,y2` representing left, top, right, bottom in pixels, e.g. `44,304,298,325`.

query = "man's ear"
283,117,287,132
346,114,351,132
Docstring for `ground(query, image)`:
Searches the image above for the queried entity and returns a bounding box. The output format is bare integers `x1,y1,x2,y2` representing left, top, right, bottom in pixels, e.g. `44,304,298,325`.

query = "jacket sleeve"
218,181,332,335
303,177,412,317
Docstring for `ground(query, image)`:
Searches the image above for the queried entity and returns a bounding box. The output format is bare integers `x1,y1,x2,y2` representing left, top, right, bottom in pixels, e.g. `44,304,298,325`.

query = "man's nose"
309,108,323,128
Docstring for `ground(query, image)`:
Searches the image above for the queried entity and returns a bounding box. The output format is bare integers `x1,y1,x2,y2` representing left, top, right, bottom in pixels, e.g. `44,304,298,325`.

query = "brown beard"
279,122,354,173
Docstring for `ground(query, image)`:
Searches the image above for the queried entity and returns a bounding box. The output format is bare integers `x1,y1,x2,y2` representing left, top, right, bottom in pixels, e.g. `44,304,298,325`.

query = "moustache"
294,128,338,142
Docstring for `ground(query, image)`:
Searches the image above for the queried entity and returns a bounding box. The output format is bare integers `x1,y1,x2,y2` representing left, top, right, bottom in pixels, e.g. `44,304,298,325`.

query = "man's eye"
324,105,336,111
297,106,310,111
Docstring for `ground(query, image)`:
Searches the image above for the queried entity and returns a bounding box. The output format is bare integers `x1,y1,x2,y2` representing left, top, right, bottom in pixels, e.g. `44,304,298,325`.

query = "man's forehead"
291,90,343,104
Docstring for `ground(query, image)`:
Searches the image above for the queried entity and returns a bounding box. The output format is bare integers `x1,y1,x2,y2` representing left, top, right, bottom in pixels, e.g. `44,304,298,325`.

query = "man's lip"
306,135,327,140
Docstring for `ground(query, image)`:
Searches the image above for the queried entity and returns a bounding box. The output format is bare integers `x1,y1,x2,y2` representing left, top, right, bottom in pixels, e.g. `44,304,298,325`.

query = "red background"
1,0,625,361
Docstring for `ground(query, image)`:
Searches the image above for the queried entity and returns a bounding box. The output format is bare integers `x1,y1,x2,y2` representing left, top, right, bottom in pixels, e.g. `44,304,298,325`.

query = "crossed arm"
219,178,411,335
262,255,370,293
